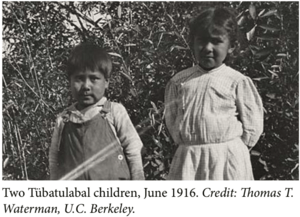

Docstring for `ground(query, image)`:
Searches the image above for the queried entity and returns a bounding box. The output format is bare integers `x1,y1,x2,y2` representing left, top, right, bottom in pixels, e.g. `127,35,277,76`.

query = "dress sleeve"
112,103,145,180
236,77,264,148
49,116,63,180
164,80,180,143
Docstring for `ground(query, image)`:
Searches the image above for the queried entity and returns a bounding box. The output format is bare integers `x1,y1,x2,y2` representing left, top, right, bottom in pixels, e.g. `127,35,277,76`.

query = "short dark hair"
66,43,112,79
189,7,239,46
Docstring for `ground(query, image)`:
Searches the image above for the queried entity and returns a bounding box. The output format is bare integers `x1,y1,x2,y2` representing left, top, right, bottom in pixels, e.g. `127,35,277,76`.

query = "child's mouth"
80,94,93,99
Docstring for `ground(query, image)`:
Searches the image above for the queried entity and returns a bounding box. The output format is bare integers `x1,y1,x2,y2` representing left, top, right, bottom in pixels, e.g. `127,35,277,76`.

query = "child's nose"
82,79,92,90
203,42,213,52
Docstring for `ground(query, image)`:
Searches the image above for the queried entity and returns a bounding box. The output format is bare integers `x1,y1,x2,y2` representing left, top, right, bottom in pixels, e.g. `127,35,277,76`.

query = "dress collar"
196,63,226,74
67,97,107,113
62,97,107,123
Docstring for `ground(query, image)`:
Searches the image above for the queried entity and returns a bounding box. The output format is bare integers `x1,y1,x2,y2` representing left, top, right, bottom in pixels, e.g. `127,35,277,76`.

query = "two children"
49,7,263,180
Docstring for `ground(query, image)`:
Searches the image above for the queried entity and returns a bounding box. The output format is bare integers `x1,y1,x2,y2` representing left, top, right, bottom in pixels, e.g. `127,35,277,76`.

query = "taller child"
165,7,264,180
49,43,144,180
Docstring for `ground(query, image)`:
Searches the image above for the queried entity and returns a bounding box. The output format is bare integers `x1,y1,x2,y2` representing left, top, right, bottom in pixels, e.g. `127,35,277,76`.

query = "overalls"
58,101,131,180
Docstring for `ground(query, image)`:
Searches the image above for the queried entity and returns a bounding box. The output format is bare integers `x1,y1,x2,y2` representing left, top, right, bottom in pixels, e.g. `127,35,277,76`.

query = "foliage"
2,1,298,180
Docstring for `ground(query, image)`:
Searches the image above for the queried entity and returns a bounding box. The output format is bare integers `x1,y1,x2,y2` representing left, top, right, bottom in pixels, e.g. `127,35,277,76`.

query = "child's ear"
228,41,239,54
105,79,109,89
228,43,236,54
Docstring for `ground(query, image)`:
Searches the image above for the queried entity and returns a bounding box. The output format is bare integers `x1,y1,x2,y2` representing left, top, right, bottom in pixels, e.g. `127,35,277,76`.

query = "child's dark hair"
189,7,240,59
66,43,112,79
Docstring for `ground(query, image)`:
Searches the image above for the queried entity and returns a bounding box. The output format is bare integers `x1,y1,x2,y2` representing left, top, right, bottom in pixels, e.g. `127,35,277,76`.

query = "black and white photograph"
1,0,299,215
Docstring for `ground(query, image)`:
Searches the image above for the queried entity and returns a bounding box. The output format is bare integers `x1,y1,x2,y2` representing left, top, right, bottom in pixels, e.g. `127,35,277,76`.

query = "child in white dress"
165,7,264,180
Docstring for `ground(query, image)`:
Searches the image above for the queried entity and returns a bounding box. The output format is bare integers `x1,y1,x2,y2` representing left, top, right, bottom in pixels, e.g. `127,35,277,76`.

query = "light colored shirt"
49,97,144,180
164,64,264,147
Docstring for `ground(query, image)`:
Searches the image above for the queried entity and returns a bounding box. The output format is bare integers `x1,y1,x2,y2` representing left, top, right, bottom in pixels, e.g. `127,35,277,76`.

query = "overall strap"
100,100,120,145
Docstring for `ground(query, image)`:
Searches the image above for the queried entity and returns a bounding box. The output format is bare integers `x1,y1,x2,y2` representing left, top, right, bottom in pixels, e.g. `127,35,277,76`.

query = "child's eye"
74,76,84,81
211,39,221,44
90,77,99,82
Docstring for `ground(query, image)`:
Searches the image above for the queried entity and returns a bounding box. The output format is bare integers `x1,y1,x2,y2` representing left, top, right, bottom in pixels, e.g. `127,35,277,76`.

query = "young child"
164,7,264,180
49,43,144,180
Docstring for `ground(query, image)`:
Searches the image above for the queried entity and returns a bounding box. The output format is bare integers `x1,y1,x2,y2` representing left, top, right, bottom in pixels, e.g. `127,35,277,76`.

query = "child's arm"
112,103,145,180
236,77,264,148
49,116,63,180
164,80,179,143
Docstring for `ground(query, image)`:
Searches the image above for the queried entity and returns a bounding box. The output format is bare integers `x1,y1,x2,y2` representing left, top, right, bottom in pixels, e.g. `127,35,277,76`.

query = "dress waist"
178,137,243,147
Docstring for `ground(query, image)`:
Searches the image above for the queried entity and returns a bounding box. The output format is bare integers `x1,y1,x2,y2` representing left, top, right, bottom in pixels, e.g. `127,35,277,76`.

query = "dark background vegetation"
2,1,298,180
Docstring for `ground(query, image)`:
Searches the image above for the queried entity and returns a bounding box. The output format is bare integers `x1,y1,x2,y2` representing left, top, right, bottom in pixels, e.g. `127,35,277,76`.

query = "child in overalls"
49,43,144,180
165,7,264,180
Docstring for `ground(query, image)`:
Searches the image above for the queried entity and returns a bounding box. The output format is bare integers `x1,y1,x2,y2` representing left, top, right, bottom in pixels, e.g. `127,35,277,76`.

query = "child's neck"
198,63,225,72
76,97,107,113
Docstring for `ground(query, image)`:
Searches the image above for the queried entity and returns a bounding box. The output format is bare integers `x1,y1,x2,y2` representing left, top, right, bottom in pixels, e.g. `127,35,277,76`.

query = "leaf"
276,53,287,57
108,52,122,58
117,5,122,19
150,101,158,113
144,39,153,45
130,88,137,97
290,163,299,174
14,82,22,88
249,4,257,20
236,11,244,19
246,25,256,41
155,158,162,165
151,114,155,126
250,150,261,157
258,24,280,32
162,132,170,143
152,136,162,148
158,123,163,135
286,158,298,162
167,14,174,24
259,158,269,172
170,45,188,52
237,15,246,26
124,44,136,47
259,9,277,18
268,70,278,77
3,157,10,168
252,77,269,81
254,47,273,59
271,65,281,69
266,93,276,99
158,162,165,171
249,45,260,54
114,27,123,33
256,36,278,41
257,9,266,17
119,70,132,82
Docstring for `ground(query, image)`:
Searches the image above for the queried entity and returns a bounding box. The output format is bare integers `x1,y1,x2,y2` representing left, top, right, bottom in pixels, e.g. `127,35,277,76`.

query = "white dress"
164,64,264,180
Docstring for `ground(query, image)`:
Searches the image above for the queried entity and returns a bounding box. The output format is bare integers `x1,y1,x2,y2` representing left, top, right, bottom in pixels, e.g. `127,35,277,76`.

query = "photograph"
2,1,298,181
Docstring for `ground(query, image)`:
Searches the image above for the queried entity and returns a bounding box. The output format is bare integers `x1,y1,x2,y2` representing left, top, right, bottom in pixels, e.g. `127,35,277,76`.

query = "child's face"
70,70,108,110
193,30,234,70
